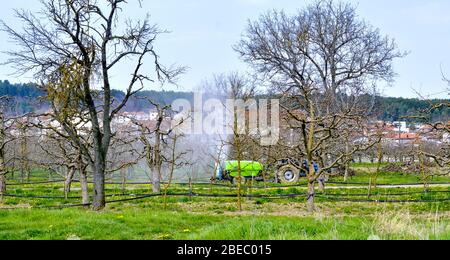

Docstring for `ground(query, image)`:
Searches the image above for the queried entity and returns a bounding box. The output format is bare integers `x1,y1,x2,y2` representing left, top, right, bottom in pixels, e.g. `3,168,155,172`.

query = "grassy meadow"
0,166,449,240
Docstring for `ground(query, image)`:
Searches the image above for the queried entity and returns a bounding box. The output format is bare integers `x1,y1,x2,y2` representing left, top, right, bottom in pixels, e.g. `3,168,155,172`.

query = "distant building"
113,111,159,125
384,132,417,145
392,121,409,133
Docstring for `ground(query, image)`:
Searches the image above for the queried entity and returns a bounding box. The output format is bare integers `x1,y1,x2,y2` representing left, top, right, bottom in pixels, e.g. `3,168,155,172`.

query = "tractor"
215,159,320,184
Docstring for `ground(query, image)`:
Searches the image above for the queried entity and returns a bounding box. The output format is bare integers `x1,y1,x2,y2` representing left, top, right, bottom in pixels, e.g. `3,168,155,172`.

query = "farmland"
1,0,450,244
1,166,449,240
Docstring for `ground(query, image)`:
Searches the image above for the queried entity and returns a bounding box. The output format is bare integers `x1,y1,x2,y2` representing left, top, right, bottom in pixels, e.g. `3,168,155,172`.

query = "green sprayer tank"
224,161,263,178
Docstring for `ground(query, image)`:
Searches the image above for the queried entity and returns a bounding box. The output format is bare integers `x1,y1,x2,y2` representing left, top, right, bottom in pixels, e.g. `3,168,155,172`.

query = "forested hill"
0,80,45,97
0,80,193,115
1,80,449,122
375,96,449,122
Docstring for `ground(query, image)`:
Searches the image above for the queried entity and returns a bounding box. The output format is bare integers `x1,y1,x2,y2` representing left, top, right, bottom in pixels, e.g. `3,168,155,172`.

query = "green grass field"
1,205,448,240
1,167,449,240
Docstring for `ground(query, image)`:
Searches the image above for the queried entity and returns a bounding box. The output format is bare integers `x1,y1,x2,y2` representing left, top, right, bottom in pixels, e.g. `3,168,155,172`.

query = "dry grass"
372,209,449,240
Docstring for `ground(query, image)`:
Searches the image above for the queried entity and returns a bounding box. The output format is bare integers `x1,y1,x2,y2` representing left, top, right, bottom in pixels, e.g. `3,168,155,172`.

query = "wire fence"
2,177,449,210
6,179,450,188
6,180,66,186
1,189,449,210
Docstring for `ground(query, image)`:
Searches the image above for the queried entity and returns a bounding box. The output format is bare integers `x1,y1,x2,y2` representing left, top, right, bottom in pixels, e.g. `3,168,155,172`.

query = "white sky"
1,0,450,98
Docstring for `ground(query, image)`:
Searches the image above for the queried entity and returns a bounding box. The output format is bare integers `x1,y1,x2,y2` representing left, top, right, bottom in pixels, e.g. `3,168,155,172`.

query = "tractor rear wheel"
277,165,300,184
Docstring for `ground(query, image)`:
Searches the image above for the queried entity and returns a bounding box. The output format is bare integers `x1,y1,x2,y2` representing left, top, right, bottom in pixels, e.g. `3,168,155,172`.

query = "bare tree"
0,97,29,198
368,123,384,196
130,99,170,193
213,73,257,211
31,113,92,206
0,113,6,198
1,0,184,210
38,134,79,199
406,78,450,176
107,129,140,192
128,97,191,193
236,0,404,212
0,97,14,197
14,118,32,183
162,133,191,209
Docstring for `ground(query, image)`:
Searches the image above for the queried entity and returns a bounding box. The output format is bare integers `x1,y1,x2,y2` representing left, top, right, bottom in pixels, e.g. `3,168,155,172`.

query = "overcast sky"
1,0,450,98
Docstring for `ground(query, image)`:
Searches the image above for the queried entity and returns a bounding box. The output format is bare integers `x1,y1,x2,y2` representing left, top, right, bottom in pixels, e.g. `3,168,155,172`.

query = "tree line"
376,96,450,123
1,80,448,122
0,80,192,115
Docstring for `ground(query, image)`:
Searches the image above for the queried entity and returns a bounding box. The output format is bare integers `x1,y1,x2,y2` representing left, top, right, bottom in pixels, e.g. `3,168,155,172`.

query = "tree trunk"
20,126,30,183
373,138,383,191
0,151,6,197
307,180,315,213
121,168,127,195
0,112,6,197
153,133,162,193
164,135,179,209
236,159,242,211
80,168,90,209
344,140,350,182
64,167,76,199
344,166,349,182
20,168,24,184
0,173,5,199
92,154,106,211
306,101,316,214
152,167,161,193
233,109,242,211
0,171,6,198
